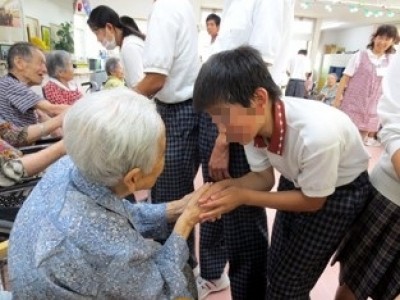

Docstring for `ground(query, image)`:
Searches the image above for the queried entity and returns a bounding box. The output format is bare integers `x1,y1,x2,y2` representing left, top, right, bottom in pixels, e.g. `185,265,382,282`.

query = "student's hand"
199,185,246,222
209,133,231,181
198,179,231,205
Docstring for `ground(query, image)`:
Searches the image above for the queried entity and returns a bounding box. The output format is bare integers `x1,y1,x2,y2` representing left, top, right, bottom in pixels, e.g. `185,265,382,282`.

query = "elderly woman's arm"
0,141,66,187
123,185,209,240
0,114,64,147
20,141,65,176
25,113,64,144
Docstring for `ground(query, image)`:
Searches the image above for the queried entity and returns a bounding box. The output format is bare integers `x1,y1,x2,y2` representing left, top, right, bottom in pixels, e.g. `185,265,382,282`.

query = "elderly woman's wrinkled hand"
179,183,212,226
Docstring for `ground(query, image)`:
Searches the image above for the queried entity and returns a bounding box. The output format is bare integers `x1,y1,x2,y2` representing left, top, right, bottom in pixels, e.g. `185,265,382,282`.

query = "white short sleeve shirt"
214,0,285,64
344,49,390,77
120,35,144,88
244,97,369,197
143,0,200,104
288,54,311,80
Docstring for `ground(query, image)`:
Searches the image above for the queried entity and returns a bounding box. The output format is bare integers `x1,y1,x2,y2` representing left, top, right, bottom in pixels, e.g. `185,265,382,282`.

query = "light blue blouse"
9,156,192,299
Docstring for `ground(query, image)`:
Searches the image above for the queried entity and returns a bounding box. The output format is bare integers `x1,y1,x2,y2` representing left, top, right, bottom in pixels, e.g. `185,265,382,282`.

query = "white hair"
63,88,164,187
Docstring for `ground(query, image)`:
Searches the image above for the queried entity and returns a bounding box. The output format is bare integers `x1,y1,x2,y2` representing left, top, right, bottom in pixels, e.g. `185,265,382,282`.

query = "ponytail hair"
88,5,145,41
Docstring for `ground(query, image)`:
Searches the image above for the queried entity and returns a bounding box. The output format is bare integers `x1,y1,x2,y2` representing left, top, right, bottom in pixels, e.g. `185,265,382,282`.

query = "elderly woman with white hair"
104,57,125,89
42,50,82,105
9,88,209,299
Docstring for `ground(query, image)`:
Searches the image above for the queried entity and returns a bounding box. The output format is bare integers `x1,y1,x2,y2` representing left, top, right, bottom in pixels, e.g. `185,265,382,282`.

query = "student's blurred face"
206,20,219,37
22,49,47,86
373,35,394,54
207,103,265,145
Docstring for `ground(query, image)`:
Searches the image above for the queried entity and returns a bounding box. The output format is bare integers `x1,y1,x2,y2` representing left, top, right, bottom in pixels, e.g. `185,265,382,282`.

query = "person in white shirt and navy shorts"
193,46,372,299
134,0,200,272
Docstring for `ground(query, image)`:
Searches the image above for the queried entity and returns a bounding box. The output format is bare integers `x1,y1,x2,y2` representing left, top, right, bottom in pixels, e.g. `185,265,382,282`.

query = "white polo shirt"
244,97,369,198
143,0,200,104
120,35,144,88
214,0,285,64
288,54,311,80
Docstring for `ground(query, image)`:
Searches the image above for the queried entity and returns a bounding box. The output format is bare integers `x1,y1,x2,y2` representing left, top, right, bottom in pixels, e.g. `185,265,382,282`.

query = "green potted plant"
53,22,74,53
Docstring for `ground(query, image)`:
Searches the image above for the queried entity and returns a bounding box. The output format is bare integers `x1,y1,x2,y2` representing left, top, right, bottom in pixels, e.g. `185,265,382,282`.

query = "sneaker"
196,273,230,300
364,137,381,147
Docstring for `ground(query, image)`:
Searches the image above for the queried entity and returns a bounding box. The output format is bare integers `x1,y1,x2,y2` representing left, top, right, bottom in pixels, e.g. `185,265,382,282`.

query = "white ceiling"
295,0,400,30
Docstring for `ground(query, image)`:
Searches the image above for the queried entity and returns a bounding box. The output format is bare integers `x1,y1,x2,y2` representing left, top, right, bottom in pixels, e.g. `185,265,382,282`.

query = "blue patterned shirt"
9,157,192,299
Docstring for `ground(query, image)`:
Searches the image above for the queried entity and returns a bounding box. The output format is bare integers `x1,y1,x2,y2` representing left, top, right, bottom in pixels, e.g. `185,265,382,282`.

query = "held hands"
178,183,212,228
198,180,244,223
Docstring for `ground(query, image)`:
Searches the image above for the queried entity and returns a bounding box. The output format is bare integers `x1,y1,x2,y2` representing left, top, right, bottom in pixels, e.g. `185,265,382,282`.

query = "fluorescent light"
300,2,309,9
364,10,373,17
325,4,332,12
387,11,395,18
349,5,359,13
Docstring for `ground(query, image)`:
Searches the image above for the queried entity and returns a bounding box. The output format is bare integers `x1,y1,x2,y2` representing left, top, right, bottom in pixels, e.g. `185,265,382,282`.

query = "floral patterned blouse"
0,119,28,187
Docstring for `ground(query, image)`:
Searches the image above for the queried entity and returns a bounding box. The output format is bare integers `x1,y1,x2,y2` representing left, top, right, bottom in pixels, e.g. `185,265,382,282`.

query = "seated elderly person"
9,88,209,299
42,50,83,105
0,115,65,211
103,57,125,89
0,115,65,207
317,73,338,105
0,42,69,127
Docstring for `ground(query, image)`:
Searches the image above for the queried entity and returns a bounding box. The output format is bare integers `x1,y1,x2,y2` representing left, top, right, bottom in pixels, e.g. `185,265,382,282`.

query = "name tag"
376,67,388,77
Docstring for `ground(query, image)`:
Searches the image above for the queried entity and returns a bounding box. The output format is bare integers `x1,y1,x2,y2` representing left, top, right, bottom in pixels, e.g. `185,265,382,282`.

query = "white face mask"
101,36,117,50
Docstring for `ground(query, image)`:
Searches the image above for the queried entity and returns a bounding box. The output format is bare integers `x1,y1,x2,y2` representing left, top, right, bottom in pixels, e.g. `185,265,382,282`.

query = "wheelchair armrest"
0,177,41,194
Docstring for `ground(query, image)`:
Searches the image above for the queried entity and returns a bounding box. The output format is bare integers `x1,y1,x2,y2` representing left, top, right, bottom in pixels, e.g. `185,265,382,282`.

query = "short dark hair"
193,46,281,112
105,57,120,76
367,24,399,54
206,13,221,27
87,5,145,40
7,42,38,70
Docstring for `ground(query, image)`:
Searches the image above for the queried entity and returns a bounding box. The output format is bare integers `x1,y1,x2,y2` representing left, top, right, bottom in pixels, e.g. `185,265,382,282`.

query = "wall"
319,25,376,53
22,0,74,29
89,0,153,20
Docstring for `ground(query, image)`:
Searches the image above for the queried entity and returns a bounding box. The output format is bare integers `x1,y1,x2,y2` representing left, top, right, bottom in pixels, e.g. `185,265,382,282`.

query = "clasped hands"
182,180,245,224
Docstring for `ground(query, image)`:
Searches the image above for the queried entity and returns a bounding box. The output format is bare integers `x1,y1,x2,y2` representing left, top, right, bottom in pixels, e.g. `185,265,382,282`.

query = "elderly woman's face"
327,75,337,87
59,60,74,82
113,62,124,80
